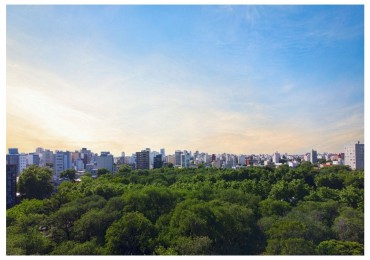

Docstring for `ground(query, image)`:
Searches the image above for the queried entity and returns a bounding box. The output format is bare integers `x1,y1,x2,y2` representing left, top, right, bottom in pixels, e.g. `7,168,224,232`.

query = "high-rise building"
160,148,166,160
45,149,54,166
74,158,85,171
181,151,190,168
145,148,152,169
54,151,72,182
136,150,150,170
80,148,92,168
310,149,318,164
150,151,159,169
19,153,28,175
8,148,19,155
6,148,19,176
153,154,163,169
27,153,40,166
344,141,364,170
6,164,17,208
272,152,280,164
238,155,246,165
165,155,176,165
35,147,44,155
72,151,81,163
37,148,54,167
175,150,183,167
96,152,114,172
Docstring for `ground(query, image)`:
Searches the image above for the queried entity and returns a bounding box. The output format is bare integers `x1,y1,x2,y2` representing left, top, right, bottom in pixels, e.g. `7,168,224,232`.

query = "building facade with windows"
344,141,364,170
136,150,150,170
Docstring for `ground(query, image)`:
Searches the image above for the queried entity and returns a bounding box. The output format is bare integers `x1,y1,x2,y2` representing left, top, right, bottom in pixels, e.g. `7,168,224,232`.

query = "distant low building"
288,161,300,168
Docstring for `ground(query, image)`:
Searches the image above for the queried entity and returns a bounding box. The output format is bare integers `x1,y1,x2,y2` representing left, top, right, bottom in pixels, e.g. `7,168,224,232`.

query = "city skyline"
6,5,364,156
5,142,358,158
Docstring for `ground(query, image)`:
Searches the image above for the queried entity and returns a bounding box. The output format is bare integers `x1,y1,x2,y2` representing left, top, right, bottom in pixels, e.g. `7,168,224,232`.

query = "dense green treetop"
18,165,53,200
7,164,364,255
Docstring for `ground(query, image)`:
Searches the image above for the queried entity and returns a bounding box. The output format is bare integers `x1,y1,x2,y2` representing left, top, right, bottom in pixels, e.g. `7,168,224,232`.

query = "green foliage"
18,165,53,200
7,165,363,255
60,169,76,181
51,239,101,255
97,168,110,176
269,179,310,205
259,198,292,217
317,240,364,255
105,212,156,255
174,236,212,255
332,207,364,244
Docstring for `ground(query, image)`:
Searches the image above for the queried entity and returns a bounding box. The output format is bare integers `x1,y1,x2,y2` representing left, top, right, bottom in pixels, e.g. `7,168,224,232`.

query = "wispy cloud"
6,5,364,155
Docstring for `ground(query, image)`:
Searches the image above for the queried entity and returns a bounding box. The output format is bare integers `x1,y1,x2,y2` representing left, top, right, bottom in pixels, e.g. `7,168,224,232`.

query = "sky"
6,4,364,156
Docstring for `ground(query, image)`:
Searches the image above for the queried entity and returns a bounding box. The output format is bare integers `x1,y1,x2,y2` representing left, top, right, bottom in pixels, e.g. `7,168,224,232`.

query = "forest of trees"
7,162,364,255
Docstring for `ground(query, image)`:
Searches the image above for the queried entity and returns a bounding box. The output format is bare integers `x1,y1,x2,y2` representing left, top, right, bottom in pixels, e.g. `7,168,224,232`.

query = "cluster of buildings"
6,141,364,208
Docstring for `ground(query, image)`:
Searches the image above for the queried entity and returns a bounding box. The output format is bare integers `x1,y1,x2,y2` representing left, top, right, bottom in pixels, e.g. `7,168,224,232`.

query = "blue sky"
6,5,364,155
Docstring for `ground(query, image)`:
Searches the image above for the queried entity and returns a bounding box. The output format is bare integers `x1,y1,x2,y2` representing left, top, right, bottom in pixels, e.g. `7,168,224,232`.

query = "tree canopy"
18,165,53,200
7,164,364,255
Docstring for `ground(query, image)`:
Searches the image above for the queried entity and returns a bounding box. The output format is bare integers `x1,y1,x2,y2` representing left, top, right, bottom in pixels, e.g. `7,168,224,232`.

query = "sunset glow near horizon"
6,5,364,156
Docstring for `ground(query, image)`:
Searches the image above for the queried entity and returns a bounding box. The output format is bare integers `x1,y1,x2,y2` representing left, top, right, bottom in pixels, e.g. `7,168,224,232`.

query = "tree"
105,212,156,255
317,240,364,255
332,207,364,244
117,164,132,176
97,168,110,177
51,239,101,255
339,185,363,209
264,220,316,255
72,209,119,243
259,198,291,217
174,236,212,255
18,165,53,200
60,169,76,181
269,179,310,205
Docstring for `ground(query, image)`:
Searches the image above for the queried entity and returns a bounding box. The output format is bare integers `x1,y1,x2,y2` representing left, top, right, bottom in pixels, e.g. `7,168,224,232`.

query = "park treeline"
6,162,364,255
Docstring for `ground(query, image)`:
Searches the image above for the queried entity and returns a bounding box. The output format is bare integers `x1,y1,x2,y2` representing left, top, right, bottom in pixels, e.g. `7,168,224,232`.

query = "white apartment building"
344,141,364,170
272,152,280,164
54,151,72,182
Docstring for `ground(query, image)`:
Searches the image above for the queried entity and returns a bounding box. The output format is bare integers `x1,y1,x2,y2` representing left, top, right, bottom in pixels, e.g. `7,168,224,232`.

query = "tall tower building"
344,141,364,170
18,153,28,175
136,150,150,170
272,152,280,164
160,148,166,160
6,165,17,208
6,148,18,208
181,151,190,168
153,154,163,169
7,148,19,176
80,148,92,168
310,149,318,164
54,151,72,182
175,150,183,167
